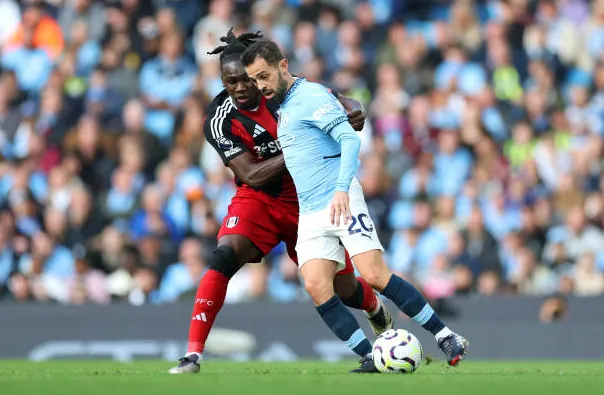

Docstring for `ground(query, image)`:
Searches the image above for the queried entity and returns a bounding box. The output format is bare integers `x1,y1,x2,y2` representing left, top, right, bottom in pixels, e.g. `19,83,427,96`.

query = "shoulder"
299,80,333,99
207,90,233,114
204,93,237,135
285,81,337,117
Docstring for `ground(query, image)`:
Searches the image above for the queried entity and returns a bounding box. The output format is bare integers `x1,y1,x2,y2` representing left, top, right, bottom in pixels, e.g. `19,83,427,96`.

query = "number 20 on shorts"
347,213,374,235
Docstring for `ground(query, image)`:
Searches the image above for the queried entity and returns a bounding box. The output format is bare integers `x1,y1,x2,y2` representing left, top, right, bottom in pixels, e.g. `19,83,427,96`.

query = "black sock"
381,275,446,335
316,295,372,356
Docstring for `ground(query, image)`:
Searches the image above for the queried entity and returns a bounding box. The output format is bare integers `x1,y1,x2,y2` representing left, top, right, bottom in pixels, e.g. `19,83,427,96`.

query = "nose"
234,81,247,93
256,81,268,92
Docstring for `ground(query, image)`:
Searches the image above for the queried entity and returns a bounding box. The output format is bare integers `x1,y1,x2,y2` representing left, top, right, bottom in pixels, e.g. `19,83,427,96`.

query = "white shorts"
296,178,384,271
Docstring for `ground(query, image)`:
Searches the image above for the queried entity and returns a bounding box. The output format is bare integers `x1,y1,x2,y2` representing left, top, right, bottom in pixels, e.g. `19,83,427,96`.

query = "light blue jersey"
277,78,361,214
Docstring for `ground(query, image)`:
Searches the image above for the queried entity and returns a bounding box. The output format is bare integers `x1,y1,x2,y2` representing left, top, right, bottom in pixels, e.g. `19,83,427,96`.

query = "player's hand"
347,108,366,131
330,191,351,226
338,95,366,131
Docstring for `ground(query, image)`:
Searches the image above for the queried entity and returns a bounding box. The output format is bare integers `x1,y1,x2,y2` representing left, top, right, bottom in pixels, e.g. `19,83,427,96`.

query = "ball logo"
226,216,239,228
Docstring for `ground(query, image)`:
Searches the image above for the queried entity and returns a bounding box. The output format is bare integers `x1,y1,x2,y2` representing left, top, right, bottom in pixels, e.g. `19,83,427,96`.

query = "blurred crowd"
0,0,603,305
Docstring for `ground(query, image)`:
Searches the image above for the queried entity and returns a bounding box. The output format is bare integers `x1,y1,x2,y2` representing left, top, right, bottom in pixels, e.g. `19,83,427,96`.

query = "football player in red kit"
169,30,393,374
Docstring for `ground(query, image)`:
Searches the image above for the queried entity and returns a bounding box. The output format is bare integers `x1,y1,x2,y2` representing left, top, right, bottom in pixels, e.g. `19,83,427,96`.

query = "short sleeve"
301,89,348,134
203,111,248,165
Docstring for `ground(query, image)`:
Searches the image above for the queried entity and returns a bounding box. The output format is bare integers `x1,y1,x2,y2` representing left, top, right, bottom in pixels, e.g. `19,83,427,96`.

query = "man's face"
245,57,289,103
161,34,181,60
222,59,261,110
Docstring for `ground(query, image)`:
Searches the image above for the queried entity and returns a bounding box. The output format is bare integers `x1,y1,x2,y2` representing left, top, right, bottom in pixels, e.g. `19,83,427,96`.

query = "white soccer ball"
372,329,423,373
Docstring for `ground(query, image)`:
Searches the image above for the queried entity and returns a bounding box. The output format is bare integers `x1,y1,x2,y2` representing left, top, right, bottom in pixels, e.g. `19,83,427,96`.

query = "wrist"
335,184,350,193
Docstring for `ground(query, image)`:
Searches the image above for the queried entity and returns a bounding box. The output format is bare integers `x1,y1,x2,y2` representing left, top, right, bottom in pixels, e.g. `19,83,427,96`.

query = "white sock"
435,327,454,342
185,352,203,360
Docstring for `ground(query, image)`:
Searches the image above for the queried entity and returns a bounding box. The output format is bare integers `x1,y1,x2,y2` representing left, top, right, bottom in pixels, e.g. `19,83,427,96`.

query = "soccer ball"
372,329,423,373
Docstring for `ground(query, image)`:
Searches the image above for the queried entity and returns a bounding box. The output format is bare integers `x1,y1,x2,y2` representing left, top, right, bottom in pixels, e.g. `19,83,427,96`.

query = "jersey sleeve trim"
323,115,348,134
203,99,247,165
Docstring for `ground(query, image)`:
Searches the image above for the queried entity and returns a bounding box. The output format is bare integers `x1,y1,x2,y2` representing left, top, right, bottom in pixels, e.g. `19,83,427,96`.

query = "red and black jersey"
203,90,298,203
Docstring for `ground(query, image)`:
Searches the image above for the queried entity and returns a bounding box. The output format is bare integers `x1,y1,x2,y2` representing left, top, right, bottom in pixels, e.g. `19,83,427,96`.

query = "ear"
279,58,289,74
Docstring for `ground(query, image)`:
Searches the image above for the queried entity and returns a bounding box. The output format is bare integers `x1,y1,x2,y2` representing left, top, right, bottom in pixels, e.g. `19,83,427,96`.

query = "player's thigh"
296,209,346,271
217,234,262,267
274,200,300,264
218,198,280,262
337,179,389,289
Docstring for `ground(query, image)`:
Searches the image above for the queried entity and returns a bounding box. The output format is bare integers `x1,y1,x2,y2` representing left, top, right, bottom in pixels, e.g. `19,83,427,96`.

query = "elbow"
342,134,361,151
339,131,361,145
239,170,263,188
238,171,256,188
246,178,263,189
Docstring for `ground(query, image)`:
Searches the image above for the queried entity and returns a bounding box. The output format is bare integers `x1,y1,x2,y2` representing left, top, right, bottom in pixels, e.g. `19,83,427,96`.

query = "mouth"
235,97,249,104
263,91,275,99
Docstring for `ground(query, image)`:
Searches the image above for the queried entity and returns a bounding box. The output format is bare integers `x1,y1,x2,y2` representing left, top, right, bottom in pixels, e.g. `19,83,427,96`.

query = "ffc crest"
226,216,239,228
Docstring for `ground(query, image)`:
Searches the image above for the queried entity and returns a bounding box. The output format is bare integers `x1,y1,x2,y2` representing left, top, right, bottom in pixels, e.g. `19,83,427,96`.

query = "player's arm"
329,123,361,225
305,91,361,224
203,115,285,188
228,153,286,188
329,89,365,131
329,122,361,193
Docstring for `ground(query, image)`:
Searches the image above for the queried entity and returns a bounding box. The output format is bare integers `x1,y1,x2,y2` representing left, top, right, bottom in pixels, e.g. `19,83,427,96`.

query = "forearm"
337,94,360,113
330,123,361,192
241,155,286,188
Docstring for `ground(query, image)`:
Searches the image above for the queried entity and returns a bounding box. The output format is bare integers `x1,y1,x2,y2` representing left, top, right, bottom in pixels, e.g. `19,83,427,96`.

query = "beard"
272,72,289,104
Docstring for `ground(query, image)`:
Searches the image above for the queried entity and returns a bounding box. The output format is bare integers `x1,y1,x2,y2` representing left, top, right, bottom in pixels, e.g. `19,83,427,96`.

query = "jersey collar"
283,77,305,103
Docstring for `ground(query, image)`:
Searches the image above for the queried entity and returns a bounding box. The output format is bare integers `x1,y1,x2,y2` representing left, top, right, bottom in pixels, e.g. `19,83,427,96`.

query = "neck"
284,73,296,91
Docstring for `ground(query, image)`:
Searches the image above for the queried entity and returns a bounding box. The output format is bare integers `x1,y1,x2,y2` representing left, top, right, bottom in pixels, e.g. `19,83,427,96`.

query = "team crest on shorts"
226,216,239,228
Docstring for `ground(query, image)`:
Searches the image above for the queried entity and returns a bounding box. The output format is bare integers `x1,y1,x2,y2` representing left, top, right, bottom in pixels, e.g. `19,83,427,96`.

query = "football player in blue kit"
242,39,469,372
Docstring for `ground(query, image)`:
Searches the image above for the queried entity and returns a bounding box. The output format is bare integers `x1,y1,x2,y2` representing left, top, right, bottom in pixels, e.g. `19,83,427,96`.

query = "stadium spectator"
139,30,196,143
0,0,603,304
58,0,106,43
152,237,206,304
4,3,64,60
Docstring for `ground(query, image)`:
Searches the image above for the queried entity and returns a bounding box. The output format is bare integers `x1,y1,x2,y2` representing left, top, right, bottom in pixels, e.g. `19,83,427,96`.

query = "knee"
359,266,391,291
304,277,334,305
208,245,240,279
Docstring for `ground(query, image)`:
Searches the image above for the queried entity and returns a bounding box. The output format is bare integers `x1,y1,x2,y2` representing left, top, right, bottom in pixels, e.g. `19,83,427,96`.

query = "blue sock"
316,295,372,356
381,275,446,336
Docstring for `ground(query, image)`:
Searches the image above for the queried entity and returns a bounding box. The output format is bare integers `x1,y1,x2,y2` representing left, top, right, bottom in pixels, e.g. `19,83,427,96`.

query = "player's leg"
333,253,393,335
170,200,279,374
295,227,377,373
279,200,391,333
350,249,467,365
340,180,468,366
169,234,261,374
300,256,374,364
186,235,260,354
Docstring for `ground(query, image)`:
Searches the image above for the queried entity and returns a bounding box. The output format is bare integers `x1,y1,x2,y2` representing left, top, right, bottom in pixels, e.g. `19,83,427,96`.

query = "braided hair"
207,28,263,66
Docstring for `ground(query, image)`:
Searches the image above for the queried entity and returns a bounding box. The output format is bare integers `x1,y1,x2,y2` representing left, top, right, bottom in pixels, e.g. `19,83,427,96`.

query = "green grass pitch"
2,360,604,395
